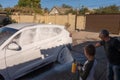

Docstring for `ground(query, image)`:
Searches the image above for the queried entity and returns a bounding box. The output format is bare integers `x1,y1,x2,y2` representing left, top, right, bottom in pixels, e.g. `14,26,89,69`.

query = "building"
49,6,72,15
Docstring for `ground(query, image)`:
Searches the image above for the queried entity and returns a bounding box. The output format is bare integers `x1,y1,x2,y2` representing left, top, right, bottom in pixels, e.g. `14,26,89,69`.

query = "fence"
11,14,86,31
11,14,120,34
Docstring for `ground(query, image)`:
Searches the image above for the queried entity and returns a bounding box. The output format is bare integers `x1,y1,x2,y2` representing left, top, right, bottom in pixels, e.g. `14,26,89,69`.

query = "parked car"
0,12,12,27
0,23,73,80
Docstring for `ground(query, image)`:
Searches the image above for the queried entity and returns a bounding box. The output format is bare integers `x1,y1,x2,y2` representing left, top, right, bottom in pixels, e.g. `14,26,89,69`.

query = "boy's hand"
78,65,81,70
77,63,82,70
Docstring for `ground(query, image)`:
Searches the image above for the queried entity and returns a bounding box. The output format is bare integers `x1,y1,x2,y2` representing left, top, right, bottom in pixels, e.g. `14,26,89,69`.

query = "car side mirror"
7,42,21,51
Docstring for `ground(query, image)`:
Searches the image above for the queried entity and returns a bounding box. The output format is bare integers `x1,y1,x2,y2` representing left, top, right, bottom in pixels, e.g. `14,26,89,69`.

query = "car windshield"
0,27,18,46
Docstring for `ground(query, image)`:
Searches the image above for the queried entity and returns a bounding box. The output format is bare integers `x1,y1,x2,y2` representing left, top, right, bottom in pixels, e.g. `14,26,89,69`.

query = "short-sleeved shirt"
100,37,120,65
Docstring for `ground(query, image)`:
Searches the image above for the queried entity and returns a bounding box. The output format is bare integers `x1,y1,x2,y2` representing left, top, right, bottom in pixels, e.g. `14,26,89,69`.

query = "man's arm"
95,40,104,47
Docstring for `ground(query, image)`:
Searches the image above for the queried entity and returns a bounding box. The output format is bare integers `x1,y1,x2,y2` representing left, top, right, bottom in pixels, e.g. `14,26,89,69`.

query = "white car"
0,23,73,80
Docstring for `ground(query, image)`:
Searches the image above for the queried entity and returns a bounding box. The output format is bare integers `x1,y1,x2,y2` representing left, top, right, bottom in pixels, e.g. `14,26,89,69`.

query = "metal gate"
85,14,120,34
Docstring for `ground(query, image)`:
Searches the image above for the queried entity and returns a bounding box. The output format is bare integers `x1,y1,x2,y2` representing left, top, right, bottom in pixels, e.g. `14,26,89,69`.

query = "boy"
78,44,97,80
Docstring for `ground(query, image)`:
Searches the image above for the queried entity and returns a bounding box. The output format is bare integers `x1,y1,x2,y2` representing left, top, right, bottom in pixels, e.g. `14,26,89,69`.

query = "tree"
44,7,49,13
4,7,12,15
0,4,2,11
18,0,41,8
33,0,41,8
0,4,2,8
94,5,120,14
61,4,76,15
79,6,89,14
16,0,42,14
65,9,76,15
62,4,72,8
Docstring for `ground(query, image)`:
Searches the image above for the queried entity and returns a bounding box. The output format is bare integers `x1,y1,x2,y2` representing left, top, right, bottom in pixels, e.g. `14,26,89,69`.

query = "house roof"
49,6,72,15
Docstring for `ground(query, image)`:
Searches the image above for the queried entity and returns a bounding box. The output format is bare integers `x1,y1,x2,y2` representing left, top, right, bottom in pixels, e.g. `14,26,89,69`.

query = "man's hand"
95,42,101,47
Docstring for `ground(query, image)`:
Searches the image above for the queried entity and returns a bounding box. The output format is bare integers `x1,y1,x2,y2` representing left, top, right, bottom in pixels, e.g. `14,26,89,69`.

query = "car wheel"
57,50,66,64
57,47,73,64
0,75,4,80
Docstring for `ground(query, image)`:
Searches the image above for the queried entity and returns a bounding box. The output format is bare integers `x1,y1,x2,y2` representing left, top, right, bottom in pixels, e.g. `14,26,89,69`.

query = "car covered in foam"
0,23,73,80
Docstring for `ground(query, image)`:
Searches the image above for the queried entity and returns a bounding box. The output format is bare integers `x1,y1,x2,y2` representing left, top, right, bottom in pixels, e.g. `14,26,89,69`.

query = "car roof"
4,23,38,30
3,23,66,31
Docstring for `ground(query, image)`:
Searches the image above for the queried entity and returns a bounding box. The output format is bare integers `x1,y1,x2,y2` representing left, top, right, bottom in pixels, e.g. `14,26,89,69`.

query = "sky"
0,0,120,9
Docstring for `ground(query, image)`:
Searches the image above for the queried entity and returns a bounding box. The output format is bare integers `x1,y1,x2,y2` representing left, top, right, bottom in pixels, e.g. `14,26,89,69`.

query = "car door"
35,27,61,62
17,28,43,74
5,33,25,79
5,28,42,79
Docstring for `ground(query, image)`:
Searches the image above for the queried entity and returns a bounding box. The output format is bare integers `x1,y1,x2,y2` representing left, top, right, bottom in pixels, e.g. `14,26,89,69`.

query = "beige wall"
11,14,85,31
10,14,120,34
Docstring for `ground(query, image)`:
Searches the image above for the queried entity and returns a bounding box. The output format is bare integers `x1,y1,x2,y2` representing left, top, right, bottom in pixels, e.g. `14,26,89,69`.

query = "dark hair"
84,44,96,56
99,29,109,37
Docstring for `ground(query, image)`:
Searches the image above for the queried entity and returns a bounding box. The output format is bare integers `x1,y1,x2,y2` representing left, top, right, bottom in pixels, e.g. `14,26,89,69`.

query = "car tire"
57,49,66,64
57,47,73,64
0,75,4,80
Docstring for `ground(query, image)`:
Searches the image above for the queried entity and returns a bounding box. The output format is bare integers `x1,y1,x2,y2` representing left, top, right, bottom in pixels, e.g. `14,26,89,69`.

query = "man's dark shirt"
100,37,120,65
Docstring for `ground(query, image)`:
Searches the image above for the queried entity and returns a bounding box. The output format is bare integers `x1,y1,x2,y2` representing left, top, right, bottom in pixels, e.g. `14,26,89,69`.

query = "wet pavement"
17,62,76,80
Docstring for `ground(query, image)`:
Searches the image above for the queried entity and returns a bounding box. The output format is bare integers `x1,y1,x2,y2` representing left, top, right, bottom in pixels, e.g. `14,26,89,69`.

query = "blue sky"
0,0,120,9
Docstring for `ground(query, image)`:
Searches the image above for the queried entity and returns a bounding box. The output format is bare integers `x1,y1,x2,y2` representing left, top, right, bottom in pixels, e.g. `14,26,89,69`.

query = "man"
95,29,120,80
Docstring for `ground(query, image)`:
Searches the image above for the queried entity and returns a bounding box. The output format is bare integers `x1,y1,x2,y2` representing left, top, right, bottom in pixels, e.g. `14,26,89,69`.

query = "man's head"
84,44,96,60
99,29,109,40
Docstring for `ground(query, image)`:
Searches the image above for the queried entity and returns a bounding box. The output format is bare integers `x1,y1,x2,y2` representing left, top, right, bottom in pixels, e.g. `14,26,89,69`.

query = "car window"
11,28,36,46
19,28,36,46
37,27,61,41
0,27,17,46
